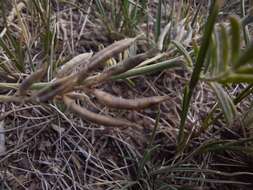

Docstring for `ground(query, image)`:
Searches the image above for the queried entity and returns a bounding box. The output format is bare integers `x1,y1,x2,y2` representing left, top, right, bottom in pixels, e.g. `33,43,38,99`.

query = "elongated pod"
19,65,47,95
83,48,158,87
35,76,77,102
63,96,141,128
92,89,169,110
77,35,143,82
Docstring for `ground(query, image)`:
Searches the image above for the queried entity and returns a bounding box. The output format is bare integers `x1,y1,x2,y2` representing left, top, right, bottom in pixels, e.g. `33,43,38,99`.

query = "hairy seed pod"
92,89,169,110
63,96,141,128
77,35,142,82
83,48,158,87
19,65,47,95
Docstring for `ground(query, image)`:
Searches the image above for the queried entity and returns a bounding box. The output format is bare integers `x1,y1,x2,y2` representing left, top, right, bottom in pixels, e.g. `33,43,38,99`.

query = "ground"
0,0,253,190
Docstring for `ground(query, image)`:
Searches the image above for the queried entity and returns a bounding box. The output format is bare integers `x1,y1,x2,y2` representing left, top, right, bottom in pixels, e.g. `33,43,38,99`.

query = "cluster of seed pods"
17,35,169,128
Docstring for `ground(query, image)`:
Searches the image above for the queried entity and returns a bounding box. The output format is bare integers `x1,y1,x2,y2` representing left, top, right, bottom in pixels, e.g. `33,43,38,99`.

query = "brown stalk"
83,48,159,87
92,89,170,110
63,95,141,128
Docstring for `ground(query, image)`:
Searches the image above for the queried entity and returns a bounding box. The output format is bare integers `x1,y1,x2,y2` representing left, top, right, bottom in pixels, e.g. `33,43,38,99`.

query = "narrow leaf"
111,57,184,80
210,82,236,125
178,0,220,146
230,16,241,63
171,40,193,67
220,24,229,69
234,42,253,69
219,73,253,83
155,0,162,42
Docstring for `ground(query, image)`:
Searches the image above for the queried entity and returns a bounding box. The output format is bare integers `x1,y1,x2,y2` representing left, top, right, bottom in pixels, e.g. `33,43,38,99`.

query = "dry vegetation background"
0,0,253,190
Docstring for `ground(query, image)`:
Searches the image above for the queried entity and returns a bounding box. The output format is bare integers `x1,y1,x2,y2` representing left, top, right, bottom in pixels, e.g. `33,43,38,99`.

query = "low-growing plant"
1,0,253,189
177,0,253,152
94,0,148,38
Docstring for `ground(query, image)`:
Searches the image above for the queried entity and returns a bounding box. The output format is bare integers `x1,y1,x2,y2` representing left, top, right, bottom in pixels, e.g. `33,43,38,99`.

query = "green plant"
1,0,253,189
94,0,148,37
173,0,253,152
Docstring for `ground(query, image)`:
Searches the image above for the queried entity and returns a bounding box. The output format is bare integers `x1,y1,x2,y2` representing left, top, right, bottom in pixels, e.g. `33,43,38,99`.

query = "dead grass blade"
0,95,24,103
84,48,158,87
0,121,6,155
92,89,169,110
0,0,27,37
77,35,143,82
18,65,47,95
63,95,141,128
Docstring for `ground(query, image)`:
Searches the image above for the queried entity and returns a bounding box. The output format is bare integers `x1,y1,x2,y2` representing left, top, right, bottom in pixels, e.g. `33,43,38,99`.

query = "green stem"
0,82,51,90
0,57,184,92
178,1,219,149
111,57,184,80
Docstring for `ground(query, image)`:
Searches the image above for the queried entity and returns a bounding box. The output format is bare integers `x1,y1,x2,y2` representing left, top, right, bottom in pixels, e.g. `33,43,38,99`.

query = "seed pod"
18,65,47,95
63,96,141,128
35,76,77,102
77,35,142,82
92,89,170,110
83,48,158,87
56,52,93,78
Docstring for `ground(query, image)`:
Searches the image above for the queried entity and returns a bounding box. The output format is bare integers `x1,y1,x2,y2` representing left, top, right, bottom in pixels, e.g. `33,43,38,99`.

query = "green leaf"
190,1,202,28
171,40,193,67
177,85,190,149
155,0,162,42
220,24,229,69
240,0,250,45
209,24,229,76
94,0,105,17
0,35,25,72
234,42,253,69
210,82,236,125
111,57,184,80
230,16,241,64
190,1,219,88
208,32,218,76
236,65,253,74
243,108,253,128
234,84,253,104
219,73,253,83
178,0,220,147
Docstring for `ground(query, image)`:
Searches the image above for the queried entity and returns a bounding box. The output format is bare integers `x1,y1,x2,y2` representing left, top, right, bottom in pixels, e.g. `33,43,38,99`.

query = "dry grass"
0,0,253,189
